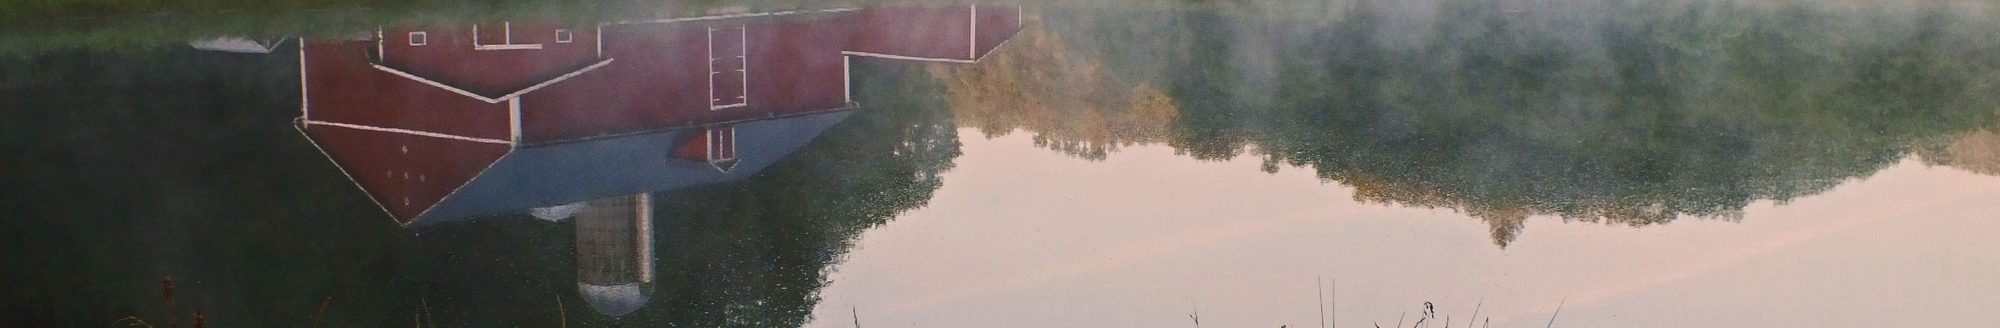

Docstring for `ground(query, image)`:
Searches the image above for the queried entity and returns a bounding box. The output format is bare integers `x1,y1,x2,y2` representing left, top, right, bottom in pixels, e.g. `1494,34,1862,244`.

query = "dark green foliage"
0,47,421,326
0,0,845,57
0,46,960,326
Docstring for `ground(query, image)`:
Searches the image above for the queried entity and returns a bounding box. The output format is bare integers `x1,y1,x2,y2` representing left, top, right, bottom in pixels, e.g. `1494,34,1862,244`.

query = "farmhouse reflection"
298,5,1019,318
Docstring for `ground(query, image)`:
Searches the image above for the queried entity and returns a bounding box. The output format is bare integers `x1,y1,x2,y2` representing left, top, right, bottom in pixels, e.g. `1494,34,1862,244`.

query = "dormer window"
408,32,428,46
706,127,735,162
670,126,738,172
555,29,574,43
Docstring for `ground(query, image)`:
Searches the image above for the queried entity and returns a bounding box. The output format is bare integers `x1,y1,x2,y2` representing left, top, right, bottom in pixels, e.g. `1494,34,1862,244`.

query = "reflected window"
408,32,428,46
472,22,544,50
707,127,735,162
708,25,748,109
555,29,574,43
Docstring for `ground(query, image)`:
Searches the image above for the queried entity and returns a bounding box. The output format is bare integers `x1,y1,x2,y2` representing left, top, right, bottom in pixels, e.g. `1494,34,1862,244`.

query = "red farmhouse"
297,5,1023,226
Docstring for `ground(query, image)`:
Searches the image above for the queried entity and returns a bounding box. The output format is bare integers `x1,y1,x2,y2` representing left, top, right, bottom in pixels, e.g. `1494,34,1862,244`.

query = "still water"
4,0,1999,327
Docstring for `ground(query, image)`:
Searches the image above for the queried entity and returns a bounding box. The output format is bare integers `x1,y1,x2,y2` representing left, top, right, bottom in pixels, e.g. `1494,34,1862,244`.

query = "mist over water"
4,0,2000,327
974,0,2000,237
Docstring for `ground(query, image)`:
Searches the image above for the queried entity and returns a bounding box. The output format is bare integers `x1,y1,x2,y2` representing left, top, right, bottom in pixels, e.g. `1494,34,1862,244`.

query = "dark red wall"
745,18,851,115
845,7,977,60
303,38,521,223
975,5,1024,58
517,19,849,143
304,126,511,223
380,23,601,95
518,23,710,142
304,39,511,140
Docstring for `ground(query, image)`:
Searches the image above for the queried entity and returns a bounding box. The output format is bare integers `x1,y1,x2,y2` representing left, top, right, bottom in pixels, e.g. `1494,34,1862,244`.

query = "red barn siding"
518,23,712,143
304,39,511,140
304,126,511,223
380,23,600,95
745,19,852,114
845,7,977,60
975,5,1023,57
302,5,1024,224
518,20,849,143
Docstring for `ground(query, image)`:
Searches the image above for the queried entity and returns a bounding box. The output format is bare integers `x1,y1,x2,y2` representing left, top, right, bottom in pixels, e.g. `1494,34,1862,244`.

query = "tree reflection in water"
939,0,2000,246
7,0,2000,326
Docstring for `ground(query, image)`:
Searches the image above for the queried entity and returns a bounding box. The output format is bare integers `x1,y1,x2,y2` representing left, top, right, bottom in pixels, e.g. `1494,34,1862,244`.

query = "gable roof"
296,119,515,224
406,109,854,226
372,58,616,103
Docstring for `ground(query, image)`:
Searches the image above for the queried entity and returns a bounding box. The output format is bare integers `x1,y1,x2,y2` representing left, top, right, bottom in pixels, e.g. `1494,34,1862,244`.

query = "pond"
4,0,1999,327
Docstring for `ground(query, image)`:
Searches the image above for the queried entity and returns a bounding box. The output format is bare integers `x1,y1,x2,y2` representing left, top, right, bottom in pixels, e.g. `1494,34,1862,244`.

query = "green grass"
0,0,856,57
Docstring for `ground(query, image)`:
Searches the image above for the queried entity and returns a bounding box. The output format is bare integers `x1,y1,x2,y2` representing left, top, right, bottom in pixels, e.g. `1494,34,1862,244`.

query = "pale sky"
805,130,2000,327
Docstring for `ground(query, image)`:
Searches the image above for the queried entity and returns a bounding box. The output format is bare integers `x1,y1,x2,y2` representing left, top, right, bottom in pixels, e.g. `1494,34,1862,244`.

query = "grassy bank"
0,0,852,56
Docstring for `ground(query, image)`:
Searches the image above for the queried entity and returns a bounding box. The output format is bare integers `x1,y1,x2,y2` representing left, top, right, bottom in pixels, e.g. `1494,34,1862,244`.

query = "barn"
296,5,1024,226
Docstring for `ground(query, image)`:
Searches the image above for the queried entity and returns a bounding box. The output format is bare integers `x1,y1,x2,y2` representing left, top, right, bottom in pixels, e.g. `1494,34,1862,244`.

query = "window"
707,127,735,162
408,32,428,46
472,22,543,50
555,29,573,43
707,25,748,110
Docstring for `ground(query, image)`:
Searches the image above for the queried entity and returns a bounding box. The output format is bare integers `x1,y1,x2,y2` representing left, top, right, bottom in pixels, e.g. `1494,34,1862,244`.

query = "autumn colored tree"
946,0,2000,246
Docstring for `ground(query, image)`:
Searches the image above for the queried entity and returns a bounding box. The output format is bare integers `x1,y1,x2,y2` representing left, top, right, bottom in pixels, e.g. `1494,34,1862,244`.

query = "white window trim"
474,44,543,50
707,25,748,110
472,22,545,50
555,29,573,43
408,31,428,46
707,127,736,162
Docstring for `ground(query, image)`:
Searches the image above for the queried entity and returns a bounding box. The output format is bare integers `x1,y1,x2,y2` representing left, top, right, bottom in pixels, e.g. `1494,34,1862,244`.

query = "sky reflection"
812,130,2000,327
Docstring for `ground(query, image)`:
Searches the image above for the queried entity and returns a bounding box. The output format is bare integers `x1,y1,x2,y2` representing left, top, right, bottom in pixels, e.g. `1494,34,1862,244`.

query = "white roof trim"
293,120,403,225
605,8,859,25
371,64,501,102
304,120,514,145
841,51,977,63
370,58,615,104
497,59,615,102
408,150,517,226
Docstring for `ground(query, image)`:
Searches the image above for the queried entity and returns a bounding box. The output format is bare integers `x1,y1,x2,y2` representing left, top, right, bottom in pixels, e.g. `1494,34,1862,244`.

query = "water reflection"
0,4,1006,326
296,4,1020,319
4,0,2000,326
299,6,1020,226
938,1,2000,246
